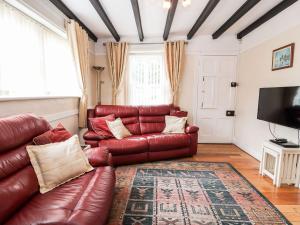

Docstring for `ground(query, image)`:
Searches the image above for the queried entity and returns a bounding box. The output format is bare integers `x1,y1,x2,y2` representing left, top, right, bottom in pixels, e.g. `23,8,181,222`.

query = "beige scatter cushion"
27,135,94,194
163,115,188,134
106,118,132,139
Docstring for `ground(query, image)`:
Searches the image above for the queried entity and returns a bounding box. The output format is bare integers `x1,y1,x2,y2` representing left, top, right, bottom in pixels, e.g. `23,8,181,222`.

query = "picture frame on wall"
272,43,295,71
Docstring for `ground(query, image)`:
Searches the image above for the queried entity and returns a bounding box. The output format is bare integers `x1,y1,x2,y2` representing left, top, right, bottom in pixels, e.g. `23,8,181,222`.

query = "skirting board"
43,109,79,123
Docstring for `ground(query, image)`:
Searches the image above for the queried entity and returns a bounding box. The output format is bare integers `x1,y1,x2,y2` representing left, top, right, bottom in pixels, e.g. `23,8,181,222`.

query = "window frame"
0,0,81,101
126,50,171,106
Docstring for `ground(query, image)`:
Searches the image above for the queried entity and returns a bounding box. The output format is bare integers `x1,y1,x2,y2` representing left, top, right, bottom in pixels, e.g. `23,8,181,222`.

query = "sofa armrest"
83,130,102,141
85,147,112,167
185,125,199,134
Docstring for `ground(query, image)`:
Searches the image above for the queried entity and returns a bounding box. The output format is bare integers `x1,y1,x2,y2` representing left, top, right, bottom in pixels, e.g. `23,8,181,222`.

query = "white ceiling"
61,0,286,41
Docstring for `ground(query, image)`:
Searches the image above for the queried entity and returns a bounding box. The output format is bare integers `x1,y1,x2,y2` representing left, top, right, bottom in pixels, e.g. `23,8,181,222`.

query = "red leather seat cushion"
5,167,115,225
33,123,71,145
89,114,115,138
146,133,190,152
100,136,148,156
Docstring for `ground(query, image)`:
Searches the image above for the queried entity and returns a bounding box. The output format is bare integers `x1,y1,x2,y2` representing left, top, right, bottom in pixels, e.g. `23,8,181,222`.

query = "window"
127,53,171,106
0,1,80,98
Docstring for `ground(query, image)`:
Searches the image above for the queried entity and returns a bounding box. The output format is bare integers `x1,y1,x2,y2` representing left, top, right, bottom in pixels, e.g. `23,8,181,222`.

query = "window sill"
0,96,81,102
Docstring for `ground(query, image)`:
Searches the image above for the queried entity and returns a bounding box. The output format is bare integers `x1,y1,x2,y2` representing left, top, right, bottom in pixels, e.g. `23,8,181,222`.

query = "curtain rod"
102,42,188,46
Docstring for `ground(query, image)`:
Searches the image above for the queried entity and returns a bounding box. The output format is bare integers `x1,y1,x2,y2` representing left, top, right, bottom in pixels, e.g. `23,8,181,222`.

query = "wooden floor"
188,144,300,224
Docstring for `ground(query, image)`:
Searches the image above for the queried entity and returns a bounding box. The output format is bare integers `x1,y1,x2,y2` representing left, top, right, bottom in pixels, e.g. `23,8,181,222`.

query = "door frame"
192,54,239,143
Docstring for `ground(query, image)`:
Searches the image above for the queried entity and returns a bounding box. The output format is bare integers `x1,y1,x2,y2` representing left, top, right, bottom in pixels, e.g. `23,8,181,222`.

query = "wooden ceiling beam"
212,0,260,39
89,0,120,42
237,0,298,39
130,0,144,41
49,0,97,42
187,0,220,40
163,0,178,41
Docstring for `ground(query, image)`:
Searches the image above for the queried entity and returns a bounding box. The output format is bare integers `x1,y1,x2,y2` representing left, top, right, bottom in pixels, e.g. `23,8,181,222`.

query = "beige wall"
0,98,79,134
234,25,300,160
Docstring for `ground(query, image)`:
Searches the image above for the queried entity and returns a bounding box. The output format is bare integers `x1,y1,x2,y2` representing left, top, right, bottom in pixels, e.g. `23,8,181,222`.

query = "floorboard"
183,144,300,224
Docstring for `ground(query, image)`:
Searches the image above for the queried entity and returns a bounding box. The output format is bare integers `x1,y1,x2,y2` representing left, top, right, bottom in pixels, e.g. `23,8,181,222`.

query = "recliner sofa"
84,105,199,166
0,114,115,225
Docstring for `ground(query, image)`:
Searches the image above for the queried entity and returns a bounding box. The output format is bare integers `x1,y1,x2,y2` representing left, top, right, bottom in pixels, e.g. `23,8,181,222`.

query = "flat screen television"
257,86,300,129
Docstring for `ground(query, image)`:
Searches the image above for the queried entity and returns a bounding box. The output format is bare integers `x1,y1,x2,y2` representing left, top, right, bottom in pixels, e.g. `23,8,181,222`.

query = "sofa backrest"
138,105,171,134
0,114,50,223
94,105,141,135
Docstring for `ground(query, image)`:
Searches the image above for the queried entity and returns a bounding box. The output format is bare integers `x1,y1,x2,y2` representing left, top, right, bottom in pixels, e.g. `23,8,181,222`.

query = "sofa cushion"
146,133,190,152
106,118,132,140
99,136,148,156
5,166,115,225
138,105,171,134
89,114,115,138
27,135,94,194
33,123,72,145
94,105,140,135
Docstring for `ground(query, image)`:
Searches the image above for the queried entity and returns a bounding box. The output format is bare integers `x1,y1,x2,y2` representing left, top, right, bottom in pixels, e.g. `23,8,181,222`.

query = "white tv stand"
260,141,300,187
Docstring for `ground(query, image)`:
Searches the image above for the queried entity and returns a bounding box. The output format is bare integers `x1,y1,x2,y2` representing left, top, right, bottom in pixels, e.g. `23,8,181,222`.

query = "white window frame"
0,0,81,101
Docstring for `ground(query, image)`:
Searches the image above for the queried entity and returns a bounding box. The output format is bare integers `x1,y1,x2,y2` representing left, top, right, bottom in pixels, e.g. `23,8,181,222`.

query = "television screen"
257,86,300,129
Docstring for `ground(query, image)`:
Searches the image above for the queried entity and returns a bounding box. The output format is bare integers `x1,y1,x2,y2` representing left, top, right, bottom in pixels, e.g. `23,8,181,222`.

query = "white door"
194,56,237,143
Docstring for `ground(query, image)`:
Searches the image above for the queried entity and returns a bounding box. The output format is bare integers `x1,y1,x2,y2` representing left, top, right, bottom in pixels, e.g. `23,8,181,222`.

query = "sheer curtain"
0,1,80,98
127,53,171,106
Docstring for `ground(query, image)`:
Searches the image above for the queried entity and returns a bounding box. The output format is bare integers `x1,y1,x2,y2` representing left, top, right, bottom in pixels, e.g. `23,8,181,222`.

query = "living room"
0,0,300,224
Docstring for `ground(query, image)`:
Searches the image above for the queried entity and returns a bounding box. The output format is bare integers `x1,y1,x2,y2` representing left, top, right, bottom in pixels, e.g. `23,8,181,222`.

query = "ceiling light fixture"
163,0,191,9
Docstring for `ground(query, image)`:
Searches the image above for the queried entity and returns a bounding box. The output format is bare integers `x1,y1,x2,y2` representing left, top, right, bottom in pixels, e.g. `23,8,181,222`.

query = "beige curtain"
106,42,129,105
164,40,185,104
67,20,90,128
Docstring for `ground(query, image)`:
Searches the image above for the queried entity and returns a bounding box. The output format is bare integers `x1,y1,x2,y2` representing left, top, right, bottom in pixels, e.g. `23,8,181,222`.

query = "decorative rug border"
178,160,292,225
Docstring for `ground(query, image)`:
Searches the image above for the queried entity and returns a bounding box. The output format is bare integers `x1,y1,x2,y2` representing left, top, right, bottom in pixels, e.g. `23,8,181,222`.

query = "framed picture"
272,43,295,71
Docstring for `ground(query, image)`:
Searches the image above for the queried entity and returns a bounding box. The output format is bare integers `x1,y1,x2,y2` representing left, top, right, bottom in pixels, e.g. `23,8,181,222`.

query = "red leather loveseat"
84,105,199,166
0,114,115,225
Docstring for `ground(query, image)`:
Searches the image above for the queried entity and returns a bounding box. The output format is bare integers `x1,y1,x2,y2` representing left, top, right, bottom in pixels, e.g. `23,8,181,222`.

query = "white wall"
234,25,300,160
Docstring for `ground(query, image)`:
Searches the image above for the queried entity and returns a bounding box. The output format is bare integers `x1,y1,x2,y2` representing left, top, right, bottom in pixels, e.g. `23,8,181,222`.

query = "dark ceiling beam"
49,0,97,42
163,0,178,41
212,0,260,39
130,0,144,41
237,0,298,39
89,0,120,42
187,0,220,40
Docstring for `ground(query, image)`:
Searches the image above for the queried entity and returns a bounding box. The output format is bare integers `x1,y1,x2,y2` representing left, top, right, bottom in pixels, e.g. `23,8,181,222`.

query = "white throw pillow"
163,115,188,134
106,118,132,139
27,135,94,194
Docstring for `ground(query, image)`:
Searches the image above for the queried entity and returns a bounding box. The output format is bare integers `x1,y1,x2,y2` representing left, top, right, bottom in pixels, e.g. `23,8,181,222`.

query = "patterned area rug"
107,161,291,225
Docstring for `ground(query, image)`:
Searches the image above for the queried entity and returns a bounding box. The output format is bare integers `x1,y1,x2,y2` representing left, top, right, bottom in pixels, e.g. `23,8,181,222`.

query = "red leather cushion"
5,167,115,225
146,133,190,152
0,166,39,223
94,105,141,135
138,105,171,134
89,114,115,138
84,147,111,167
33,123,72,145
0,114,50,153
138,105,171,116
170,110,188,117
99,136,148,156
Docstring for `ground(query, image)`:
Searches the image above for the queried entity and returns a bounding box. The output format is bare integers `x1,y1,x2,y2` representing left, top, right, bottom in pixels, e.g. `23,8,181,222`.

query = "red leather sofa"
84,105,199,166
0,114,115,225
